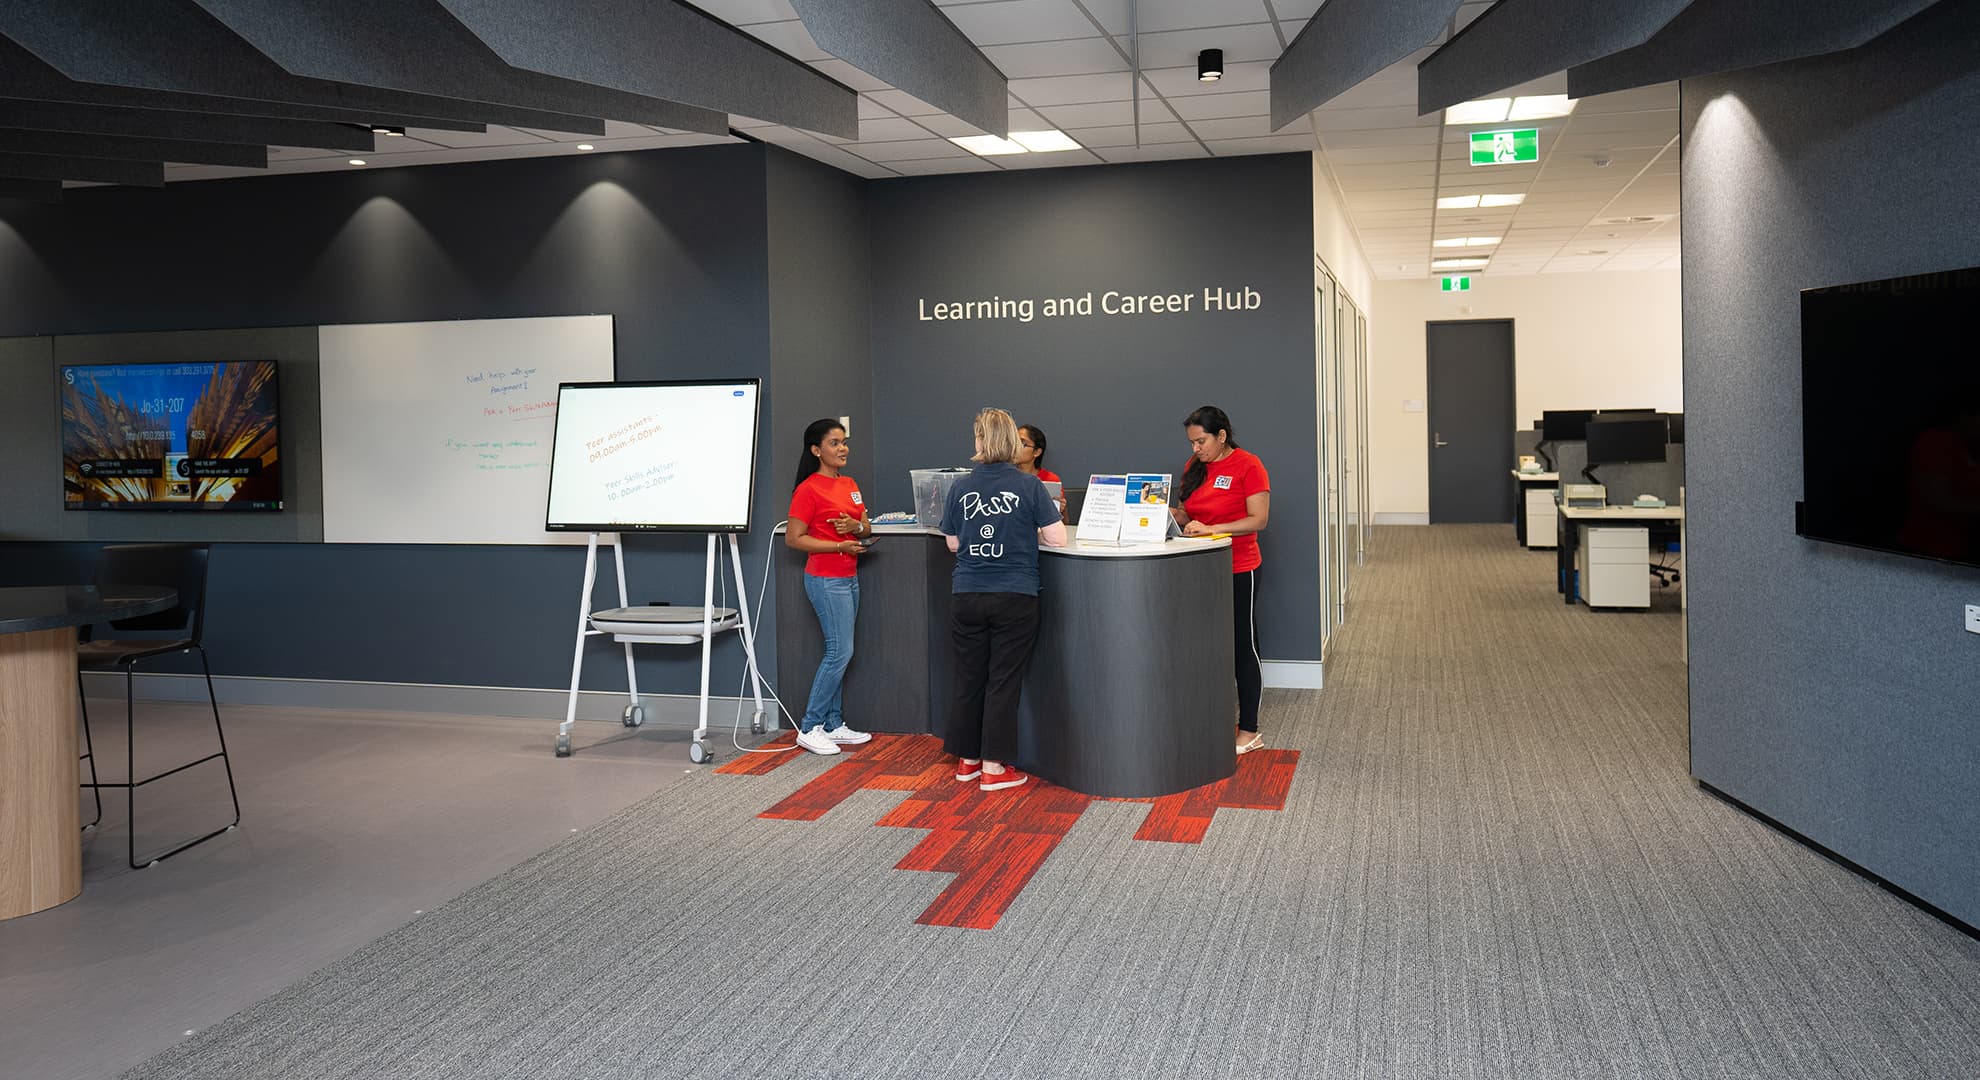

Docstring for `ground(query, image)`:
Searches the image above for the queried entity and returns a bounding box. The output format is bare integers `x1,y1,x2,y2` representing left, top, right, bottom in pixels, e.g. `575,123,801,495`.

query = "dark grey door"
1427,320,1514,523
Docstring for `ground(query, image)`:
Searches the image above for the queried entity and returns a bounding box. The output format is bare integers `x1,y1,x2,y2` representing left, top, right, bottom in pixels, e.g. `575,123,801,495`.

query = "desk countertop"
1561,504,1685,521
866,523,1230,559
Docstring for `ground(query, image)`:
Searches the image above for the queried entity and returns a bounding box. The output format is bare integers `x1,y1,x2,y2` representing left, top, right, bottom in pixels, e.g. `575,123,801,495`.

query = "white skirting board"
83,662,1326,718
1371,512,1431,525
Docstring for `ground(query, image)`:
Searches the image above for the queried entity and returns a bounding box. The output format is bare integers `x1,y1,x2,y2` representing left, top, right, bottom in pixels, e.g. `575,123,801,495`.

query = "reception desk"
774,526,1236,797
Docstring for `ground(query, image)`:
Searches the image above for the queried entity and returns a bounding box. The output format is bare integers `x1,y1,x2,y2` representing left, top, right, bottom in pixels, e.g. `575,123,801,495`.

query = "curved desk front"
773,529,1236,798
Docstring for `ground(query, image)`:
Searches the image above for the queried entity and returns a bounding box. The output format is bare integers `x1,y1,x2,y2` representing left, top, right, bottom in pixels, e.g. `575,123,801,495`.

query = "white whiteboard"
546,380,760,532
318,315,613,544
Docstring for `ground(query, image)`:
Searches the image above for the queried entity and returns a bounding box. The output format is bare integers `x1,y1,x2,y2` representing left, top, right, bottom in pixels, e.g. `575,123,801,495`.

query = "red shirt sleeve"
1242,455,1270,497
787,480,815,528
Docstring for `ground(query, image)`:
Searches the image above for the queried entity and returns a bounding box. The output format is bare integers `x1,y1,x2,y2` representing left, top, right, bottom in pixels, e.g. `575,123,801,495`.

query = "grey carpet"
122,526,1980,1080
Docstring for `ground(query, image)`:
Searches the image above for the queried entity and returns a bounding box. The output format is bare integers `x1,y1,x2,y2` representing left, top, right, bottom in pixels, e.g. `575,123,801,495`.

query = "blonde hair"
972,407,1022,464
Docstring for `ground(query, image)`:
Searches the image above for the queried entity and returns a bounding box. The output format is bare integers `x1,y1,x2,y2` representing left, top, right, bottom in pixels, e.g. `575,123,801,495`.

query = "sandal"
1236,734,1265,755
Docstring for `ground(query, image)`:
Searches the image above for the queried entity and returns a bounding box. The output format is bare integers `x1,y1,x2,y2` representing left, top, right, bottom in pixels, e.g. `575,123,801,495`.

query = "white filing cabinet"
1582,525,1649,608
1524,488,1558,549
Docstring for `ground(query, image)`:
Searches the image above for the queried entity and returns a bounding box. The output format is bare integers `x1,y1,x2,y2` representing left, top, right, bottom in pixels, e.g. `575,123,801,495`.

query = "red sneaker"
979,766,1030,792
955,759,982,782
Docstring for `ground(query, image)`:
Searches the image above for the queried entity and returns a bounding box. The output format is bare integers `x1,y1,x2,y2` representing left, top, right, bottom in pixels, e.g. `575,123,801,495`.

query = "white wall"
1368,268,1682,517
1312,153,1375,304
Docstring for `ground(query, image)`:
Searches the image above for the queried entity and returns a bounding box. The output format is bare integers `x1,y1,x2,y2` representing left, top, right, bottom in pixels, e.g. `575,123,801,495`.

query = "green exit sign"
1441,276,1471,292
1470,128,1538,166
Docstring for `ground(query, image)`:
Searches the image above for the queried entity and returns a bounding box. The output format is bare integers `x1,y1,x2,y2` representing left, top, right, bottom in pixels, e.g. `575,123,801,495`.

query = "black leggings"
1234,569,1262,733
946,592,1041,763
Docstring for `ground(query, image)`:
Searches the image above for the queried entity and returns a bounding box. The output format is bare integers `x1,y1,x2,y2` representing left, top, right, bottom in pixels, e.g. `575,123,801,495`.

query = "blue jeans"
801,574,858,733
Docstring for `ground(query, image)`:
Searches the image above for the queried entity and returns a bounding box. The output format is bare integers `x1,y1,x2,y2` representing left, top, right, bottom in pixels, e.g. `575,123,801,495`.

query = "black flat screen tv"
60,360,283,511
1542,409,1596,441
1799,266,1980,569
1585,418,1668,465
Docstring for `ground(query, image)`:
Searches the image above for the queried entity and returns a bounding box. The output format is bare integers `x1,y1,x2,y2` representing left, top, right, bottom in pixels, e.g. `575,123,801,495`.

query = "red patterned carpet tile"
711,732,799,775
720,733,1300,929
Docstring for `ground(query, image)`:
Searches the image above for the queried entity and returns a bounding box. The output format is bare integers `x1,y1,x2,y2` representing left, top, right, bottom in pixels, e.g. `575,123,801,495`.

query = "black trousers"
1235,569,1263,733
946,591,1041,763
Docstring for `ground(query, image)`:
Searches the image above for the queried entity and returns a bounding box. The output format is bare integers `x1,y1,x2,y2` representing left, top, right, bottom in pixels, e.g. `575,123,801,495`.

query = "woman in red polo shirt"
784,418,875,756
1017,424,1067,517
1173,405,1271,755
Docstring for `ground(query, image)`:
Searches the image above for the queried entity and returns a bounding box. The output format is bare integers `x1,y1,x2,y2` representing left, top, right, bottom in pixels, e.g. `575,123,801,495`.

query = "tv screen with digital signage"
60,360,282,511
1799,265,1980,569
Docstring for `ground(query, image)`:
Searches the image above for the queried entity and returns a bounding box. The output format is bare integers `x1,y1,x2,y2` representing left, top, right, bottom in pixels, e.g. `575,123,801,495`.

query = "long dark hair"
1019,424,1048,473
1177,405,1238,503
793,417,844,491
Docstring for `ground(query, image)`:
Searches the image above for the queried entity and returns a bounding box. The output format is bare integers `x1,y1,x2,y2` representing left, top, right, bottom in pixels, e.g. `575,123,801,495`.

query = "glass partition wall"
1315,259,1371,663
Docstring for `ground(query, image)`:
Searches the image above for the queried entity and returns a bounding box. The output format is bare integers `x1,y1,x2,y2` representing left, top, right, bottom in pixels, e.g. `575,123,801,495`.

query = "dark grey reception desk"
775,527,1236,797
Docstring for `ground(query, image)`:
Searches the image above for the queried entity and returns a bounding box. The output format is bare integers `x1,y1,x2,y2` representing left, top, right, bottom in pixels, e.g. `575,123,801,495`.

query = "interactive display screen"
1800,266,1980,569
60,360,282,511
545,379,760,533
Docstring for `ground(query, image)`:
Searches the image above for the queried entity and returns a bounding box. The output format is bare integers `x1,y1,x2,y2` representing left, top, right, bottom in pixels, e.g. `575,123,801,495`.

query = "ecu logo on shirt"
850,491,864,505
1213,475,1234,490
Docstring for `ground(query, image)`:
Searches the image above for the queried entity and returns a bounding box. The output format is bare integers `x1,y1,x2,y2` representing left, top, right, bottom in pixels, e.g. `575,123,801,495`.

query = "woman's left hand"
830,512,861,535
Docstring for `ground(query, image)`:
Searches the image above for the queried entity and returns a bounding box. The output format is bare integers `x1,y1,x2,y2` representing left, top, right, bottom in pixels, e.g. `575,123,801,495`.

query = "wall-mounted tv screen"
1800,266,1980,569
60,360,282,511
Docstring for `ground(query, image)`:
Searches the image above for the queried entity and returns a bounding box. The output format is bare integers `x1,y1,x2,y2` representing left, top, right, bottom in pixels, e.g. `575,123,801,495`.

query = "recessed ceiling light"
576,143,595,151
1577,249,1611,255
1478,193,1526,208
1009,130,1081,153
1507,95,1576,121
1605,214,1666,223
1433,236,1501,248
950,134,1028,156
1444,98,1511,125
347,158,367,166
1432,257,1490,270
1436,194,1481,210
370,125,404,137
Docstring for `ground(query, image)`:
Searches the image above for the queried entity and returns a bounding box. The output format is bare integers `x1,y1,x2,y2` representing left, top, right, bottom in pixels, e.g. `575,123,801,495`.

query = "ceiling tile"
866,89,945,116
944,0,1102,46
1061,122,1196,147
1032,99,1157,128
857,117,944,142
689,0,799,25
885,156,1001,175
1132,23,1284,68
1093,142,1211,163
849,138,975,162
740,19,830,62
1168,90,1269,121
980,38,1130,78
1186,115,1276,140
1205,134,1318,157
1008,72,1137,106
1142,61,1272,97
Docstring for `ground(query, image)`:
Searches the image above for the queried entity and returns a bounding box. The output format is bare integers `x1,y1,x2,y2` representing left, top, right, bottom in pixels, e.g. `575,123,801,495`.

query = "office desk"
1,586,175,920
775,527,1236,797
1510,471,1560,548
1555,504,1685,608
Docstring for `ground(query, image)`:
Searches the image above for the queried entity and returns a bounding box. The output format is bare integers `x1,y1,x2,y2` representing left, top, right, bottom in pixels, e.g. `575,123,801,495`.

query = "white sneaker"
795,728,842,755
824,725,873,745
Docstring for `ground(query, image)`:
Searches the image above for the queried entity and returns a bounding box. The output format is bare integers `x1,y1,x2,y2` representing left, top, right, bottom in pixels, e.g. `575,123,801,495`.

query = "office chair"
1649,538,1682,589
77,543,241,869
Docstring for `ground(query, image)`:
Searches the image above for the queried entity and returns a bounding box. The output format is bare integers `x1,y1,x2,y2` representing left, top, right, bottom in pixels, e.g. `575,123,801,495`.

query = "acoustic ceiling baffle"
1269,0,1463,130
0,128,268,168
190,0,730,135
0,151,164,187
434,0,858,139
0,100,374,152
789,0,1006,137
1566,0,1946,98
0,2,604,136
1417,0,1698,115
0,177,63,202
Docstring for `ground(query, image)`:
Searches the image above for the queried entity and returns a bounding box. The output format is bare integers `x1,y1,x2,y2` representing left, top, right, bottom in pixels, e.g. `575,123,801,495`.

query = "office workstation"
1520,409,1688,609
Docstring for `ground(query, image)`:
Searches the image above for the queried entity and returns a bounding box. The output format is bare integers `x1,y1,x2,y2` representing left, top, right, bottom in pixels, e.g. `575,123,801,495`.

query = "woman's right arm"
1039,520,1068,548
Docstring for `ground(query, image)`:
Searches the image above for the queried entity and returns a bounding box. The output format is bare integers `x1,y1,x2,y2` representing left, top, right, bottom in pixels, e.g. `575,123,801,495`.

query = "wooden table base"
0,626,82,920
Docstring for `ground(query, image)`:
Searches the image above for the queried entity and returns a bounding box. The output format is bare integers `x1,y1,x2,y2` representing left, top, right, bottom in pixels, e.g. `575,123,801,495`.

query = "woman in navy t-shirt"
939,408,1067,791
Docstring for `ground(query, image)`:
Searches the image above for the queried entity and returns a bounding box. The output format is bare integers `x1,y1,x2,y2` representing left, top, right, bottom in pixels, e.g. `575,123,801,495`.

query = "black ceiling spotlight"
1198,48,1223,83
370,125,406,137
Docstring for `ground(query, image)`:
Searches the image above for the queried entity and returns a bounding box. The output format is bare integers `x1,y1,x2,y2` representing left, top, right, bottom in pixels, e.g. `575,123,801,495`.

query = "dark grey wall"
0,144,778,695
766,148,874,511
866,153,1321,660
1681,2,1980,927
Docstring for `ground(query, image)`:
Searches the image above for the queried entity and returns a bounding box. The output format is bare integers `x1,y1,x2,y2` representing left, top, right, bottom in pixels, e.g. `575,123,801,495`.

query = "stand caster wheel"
689,741,713,765
555,733,572,758
622,704,644,728
750,710,767,736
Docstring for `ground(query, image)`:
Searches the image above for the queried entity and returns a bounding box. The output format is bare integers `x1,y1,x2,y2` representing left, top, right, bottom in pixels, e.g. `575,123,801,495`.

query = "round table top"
0,586,177,635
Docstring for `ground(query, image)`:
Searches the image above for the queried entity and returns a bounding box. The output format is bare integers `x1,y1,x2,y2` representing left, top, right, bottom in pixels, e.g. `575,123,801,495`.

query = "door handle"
1434,433,1450,447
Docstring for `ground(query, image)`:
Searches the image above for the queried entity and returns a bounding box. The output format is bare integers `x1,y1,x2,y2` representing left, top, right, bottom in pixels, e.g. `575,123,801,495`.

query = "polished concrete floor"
0,698,710,1080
